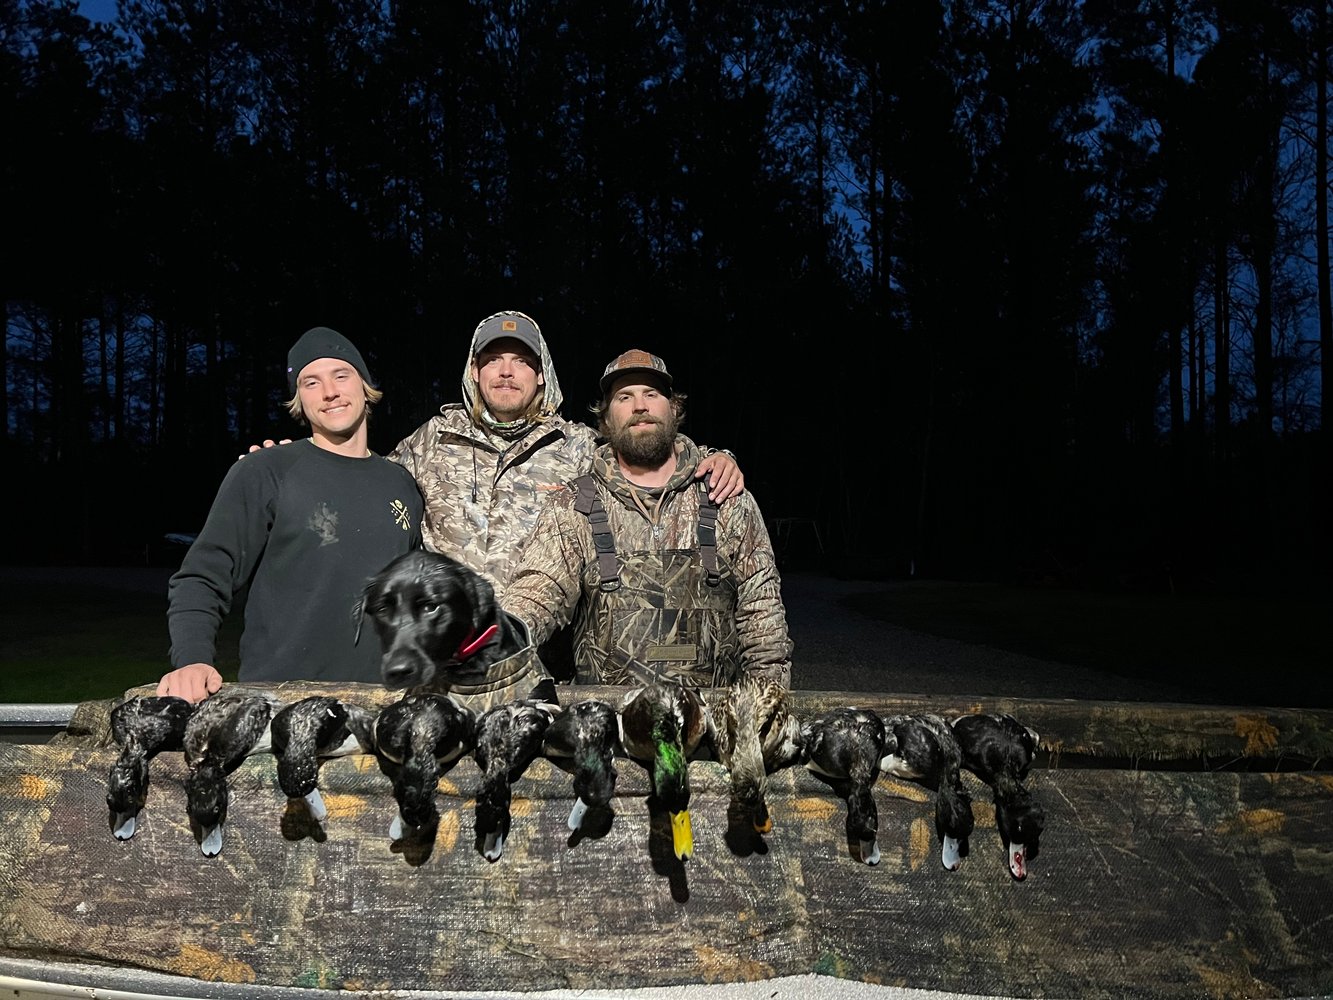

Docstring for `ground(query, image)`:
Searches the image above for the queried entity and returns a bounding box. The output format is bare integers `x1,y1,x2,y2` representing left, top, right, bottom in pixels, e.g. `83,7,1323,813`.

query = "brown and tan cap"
599,348,672,394
472,311,542,358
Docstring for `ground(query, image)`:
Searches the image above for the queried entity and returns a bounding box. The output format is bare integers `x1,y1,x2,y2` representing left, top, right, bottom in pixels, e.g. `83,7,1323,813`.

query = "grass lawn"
1,577,240,702
2,569,1328,707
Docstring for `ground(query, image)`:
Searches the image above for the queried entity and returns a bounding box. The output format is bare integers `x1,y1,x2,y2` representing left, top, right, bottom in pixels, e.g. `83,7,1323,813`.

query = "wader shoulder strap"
573,475,620,591
697,482,720,588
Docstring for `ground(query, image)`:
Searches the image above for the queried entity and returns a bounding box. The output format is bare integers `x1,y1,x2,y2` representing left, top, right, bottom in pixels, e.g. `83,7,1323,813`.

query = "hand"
157,663,223,703
237,438,292,460
697,451,744,502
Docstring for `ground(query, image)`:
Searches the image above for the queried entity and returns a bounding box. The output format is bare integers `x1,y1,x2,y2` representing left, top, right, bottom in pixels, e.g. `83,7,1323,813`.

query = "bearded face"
606,405,679,467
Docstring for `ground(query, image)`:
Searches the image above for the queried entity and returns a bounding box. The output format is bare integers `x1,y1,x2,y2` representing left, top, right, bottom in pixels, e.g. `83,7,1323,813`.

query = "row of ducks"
105,676,1044,878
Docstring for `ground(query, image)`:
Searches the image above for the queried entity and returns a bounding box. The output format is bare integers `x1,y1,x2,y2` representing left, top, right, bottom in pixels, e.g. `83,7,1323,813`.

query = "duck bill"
671,809,694,861
752,803,772,835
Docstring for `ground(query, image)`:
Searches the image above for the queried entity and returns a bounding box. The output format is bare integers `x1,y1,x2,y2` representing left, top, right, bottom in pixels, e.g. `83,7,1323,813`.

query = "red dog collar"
454,623,499,661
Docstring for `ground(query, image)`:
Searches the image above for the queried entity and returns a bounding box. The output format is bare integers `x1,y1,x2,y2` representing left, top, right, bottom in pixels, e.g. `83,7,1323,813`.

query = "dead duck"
473,692,560,860
106,695,194,840
711,675,803,836
371,693,476,841
801,706,889,865
951,712,1045,880
541,697,623,831
182,689,283,857
269,695,370,824
619,674,715,862
879,713,975,871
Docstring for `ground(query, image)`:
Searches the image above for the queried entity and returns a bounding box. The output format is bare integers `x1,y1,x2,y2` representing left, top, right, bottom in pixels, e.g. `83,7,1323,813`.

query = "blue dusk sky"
78,0,117,23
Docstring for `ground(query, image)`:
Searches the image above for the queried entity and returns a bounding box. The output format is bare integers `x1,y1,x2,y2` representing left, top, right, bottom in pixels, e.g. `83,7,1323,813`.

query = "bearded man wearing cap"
501,349,792,689
386,312,745,676
158,327,424,702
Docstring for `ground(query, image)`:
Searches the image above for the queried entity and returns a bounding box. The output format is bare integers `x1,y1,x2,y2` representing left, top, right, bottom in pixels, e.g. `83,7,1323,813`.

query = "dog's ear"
463,566,499,624
353,577,379,646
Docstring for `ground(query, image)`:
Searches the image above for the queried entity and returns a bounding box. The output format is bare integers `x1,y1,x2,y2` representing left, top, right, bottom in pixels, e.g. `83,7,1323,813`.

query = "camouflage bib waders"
571,476,741,687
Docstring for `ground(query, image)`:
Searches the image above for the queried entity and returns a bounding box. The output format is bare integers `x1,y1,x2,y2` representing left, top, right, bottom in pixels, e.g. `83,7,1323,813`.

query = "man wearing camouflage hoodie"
501,349,792,689
386,312,744,674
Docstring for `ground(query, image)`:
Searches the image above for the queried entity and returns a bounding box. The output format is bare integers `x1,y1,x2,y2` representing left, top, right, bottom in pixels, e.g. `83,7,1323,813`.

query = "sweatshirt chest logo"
308,503,339,546
390,498,411,531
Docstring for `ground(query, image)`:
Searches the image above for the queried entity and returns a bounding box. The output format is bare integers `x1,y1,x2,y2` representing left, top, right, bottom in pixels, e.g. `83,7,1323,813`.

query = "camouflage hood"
591,436,702,510
461,310,564,430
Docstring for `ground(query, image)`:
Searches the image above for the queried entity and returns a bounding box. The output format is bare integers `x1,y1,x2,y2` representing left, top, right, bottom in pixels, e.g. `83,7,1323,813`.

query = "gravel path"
781,571,1203,703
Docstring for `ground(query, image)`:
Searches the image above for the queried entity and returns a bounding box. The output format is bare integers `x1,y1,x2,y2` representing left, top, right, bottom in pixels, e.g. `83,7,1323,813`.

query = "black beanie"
286,327,371,393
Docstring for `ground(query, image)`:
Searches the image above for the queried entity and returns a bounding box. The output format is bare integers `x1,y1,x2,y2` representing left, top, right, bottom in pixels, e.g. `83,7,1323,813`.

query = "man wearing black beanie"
158,328,425,701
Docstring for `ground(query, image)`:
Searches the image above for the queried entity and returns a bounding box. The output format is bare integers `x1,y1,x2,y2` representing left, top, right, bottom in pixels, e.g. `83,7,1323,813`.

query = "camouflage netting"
2,683,1332,999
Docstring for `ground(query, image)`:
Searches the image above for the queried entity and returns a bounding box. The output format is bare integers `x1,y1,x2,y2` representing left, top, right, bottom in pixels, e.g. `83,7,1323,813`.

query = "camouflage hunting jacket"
503,439,793,688
389,405,599,590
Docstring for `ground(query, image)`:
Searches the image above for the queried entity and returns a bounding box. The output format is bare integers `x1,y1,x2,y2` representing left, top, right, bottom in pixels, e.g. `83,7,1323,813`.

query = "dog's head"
359,551,501,690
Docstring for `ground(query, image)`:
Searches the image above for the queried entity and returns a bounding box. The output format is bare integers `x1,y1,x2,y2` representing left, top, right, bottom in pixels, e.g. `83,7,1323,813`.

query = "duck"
105,695,194,840
370,692,477,841
541,697,623,832
269,695,369,824
801,706,889,865
472,692,560,860
619,673,715,862
951,712,1040,792
951,712,1045,880
711,674,804,836
879,713,975,871
182,689,284,857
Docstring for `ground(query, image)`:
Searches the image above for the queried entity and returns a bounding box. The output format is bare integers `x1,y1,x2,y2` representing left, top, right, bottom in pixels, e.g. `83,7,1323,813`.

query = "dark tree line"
3,0,1330,588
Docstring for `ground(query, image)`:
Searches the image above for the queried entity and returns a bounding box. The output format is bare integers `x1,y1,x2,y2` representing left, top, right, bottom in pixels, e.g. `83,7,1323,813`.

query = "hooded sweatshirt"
387,312,600,590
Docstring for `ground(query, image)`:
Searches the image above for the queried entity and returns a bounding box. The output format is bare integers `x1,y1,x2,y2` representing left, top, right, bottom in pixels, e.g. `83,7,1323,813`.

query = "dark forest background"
3,0,1331,592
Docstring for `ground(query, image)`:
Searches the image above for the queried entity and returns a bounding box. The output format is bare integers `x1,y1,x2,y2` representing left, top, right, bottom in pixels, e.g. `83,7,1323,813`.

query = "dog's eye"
420,602,440,616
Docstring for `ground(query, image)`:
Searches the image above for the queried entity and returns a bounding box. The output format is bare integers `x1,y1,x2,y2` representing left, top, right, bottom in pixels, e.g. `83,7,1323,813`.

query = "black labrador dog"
358,550,554,710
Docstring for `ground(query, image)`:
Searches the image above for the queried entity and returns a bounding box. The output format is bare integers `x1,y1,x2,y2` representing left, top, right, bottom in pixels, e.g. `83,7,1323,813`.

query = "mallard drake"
269,695,368,824
711,675,803,836
182,689,283,857
801,706,888,865
951,712,1045,880
371,693,476,840
619,674,715,861
541,698,623,832
106,695,194,841
879,713,975,871
473,693,559,860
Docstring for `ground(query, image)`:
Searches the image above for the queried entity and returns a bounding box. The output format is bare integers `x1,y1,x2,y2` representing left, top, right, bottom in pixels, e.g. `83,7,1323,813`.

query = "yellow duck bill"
671,808,694,861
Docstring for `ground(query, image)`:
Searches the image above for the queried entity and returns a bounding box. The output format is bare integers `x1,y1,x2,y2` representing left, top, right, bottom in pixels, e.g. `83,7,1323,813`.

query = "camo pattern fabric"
388,315,721,594
504,439,792,688
571,548,743,686
409,638,549,714
389,405,598,589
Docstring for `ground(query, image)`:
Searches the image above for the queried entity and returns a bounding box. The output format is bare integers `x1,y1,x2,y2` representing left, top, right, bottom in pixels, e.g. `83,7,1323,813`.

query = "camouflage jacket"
503,439,793,688
389,406,598,590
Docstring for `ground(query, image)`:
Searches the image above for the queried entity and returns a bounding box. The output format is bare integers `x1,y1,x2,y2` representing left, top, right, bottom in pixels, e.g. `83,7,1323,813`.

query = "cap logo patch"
502,320,517,332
